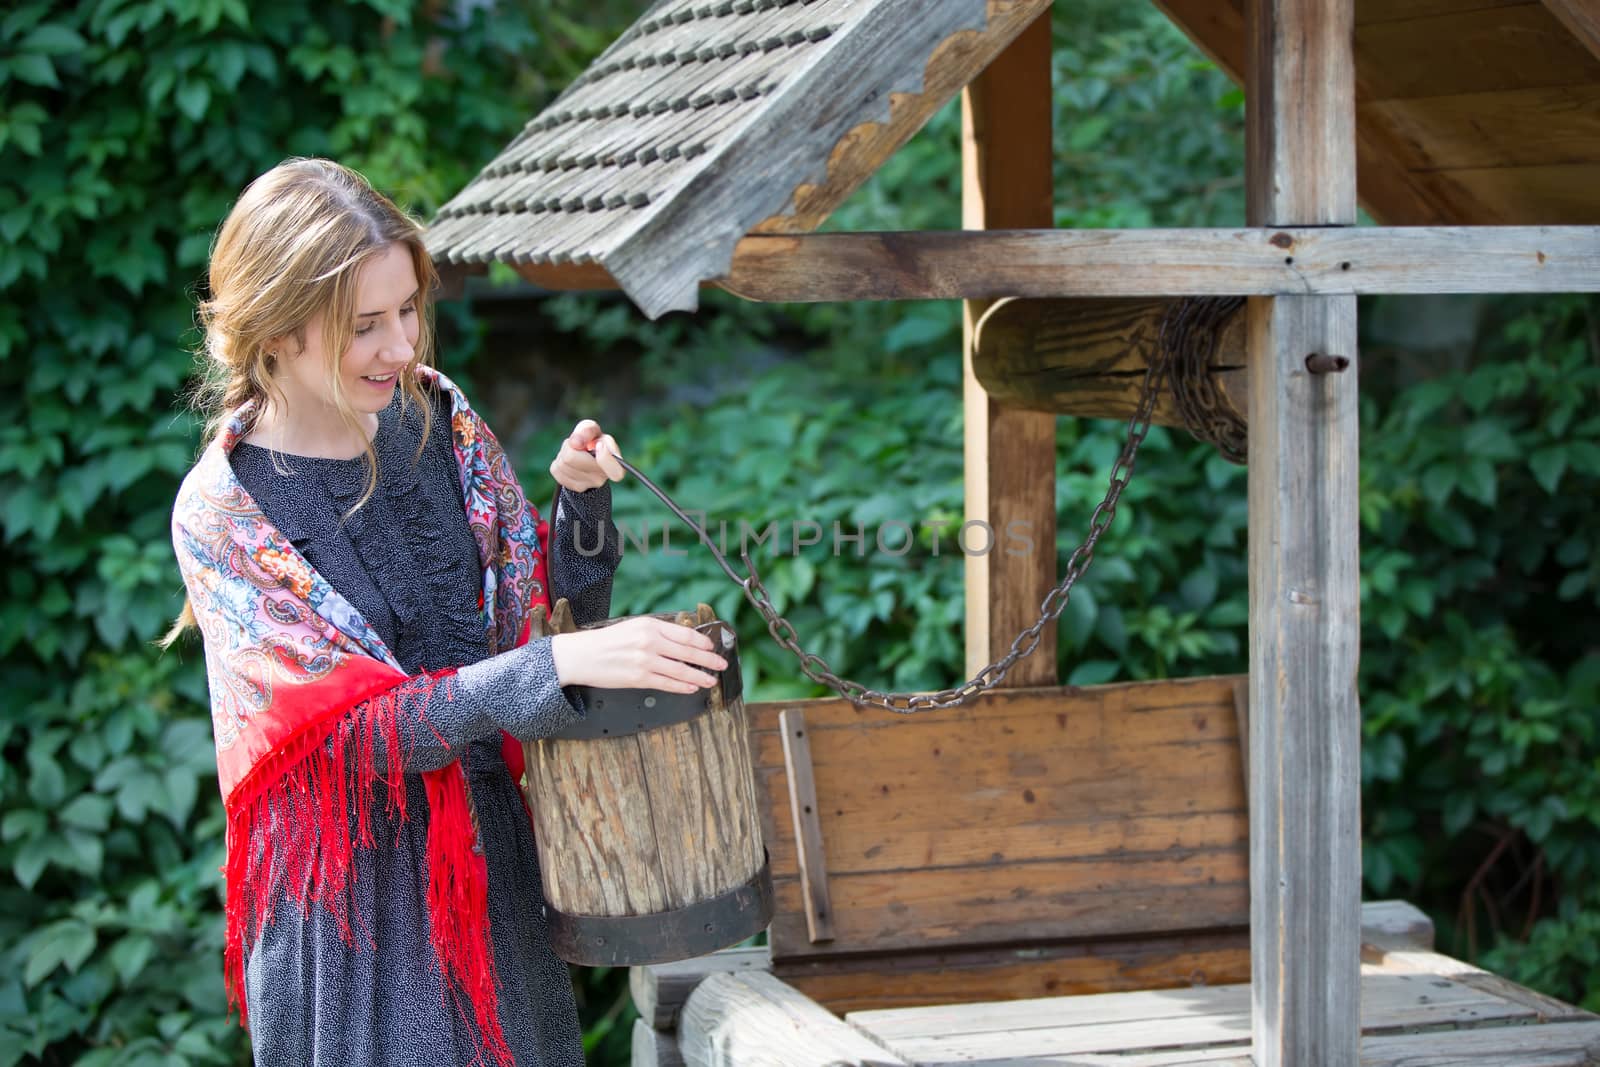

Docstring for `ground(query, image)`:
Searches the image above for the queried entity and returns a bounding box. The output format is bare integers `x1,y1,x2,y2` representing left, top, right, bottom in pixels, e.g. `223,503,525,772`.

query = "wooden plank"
960,11,1058,689
1245,1,1361,1065
1435,163,1600,224
1365,946,1596,1022
751,0,1054,234
957,1022,1600,1066
1357,1022,1600,1067
1544,0,1600,62
778,708,835,944
1363,85,1600,171
767,860,1250,957
852,974,1537,1061
1229,678,1249,804
1355,4,1600,99
677,971,909,1067
1348,3,1592,224
709,226,1600,300
1153,0,1515,224
747,678,1250,962
634,933,1253,1022
776,932,1252,1015
629,946,772,1031
970,297,1247,427
1355,0,1528,25
631,1017,686,1067
629,902,1441,1025
1358,899,1435,951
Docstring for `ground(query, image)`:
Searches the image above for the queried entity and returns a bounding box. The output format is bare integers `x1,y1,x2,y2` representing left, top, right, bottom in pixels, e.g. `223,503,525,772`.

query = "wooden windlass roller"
521,600,773,967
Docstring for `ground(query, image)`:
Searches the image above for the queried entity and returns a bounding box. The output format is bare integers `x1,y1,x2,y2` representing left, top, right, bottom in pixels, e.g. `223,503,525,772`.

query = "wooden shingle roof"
425,0,1051,318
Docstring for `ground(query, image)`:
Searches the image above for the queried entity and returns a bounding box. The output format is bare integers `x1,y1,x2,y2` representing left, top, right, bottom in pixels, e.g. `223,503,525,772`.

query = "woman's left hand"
550,419,625,492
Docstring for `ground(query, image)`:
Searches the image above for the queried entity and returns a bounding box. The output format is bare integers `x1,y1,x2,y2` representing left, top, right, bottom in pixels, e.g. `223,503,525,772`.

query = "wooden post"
1245,0,1362,1065
961,11,1057,686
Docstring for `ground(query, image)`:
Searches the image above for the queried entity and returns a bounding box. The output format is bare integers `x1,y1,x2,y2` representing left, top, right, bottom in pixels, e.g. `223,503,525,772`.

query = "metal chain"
603,300,1219,712
1167,296,1248,465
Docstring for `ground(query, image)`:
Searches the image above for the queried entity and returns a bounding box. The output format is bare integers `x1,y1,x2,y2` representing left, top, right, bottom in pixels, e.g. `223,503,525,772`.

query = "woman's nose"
381,320,414,363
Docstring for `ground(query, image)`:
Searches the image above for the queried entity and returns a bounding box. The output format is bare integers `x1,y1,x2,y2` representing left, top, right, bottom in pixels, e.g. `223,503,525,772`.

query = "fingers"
562,421,625,486
653,621,728,671
646,662,719,693
593,435,625,482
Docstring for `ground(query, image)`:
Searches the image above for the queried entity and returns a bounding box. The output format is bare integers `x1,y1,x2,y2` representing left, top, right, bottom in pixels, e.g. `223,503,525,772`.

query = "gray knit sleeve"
367,638,584,775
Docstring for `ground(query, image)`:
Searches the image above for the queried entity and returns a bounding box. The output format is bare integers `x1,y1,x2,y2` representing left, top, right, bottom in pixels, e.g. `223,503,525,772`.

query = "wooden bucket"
521,600,773,966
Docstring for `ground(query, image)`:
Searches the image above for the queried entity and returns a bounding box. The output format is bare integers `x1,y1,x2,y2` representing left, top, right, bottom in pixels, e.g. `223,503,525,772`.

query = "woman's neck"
244,400,380,461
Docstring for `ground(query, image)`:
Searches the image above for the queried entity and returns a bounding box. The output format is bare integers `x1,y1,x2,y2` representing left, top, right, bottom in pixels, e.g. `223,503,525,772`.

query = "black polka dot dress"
229,387,621,1066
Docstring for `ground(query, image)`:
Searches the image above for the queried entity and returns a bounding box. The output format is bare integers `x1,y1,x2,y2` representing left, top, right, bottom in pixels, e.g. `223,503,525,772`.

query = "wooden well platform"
632,907,1600,1066
843,953,1600,1065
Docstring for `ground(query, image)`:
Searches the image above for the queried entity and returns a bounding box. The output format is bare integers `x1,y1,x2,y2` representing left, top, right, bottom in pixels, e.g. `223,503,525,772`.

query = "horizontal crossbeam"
497,226,1600,301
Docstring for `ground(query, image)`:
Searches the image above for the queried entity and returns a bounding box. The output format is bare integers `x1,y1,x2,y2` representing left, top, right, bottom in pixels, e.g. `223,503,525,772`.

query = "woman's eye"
354,306,412,336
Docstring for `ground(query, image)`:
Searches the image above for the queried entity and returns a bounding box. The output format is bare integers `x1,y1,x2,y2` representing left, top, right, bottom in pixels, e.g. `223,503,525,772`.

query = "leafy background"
1,0,1596,1064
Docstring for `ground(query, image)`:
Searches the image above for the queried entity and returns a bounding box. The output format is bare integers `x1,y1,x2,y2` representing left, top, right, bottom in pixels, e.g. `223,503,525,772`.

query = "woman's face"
274,241,421,417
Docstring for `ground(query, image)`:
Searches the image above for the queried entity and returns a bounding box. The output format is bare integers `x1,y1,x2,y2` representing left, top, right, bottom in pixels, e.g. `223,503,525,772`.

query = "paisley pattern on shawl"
170,363,551,1067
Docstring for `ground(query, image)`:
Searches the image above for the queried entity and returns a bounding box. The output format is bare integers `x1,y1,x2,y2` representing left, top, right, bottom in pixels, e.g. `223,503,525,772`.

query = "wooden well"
521,600,773,967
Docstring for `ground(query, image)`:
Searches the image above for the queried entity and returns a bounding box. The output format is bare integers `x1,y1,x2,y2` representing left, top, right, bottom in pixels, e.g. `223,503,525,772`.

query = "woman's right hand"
548,616,728,693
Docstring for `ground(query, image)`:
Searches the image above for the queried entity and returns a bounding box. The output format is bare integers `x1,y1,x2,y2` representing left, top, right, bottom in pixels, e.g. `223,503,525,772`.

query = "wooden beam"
1542,0,1600,65
677,971,909,1066
1245,1,1361,1065
513,226,1600,300
710,226,1600,299
960,13,1057,687
971,297,1247,427
778,708,835,945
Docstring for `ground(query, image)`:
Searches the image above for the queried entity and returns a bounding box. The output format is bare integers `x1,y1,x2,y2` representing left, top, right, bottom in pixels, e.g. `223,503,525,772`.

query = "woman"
164,157,727,1067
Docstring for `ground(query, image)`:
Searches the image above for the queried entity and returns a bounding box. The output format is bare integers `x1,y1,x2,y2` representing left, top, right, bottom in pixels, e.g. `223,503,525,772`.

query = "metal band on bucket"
550,619,742,740
543,848,775,967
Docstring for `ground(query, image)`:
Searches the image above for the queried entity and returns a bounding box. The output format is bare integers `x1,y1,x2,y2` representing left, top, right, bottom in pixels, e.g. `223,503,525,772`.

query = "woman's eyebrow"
357,287,420,317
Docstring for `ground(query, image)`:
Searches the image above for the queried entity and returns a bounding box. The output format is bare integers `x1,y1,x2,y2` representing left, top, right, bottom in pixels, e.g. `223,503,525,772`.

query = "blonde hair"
161,157,442,648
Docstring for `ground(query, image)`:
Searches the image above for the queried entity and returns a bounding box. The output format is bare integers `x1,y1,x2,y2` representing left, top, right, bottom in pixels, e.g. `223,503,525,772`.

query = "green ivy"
0,0,640,1062
4,0,1596,1064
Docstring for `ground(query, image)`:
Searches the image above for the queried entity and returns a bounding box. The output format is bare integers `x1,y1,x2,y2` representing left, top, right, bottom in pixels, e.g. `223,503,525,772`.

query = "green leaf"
61,828,103,877
12,837,50,889
1,808,44,842
1420,464,1456,505
19,24,85,54
174,78,210,121
23,921,96,988
9,53,58,87
1458,459,1497,505
1068,660,1120,686
59,793,112,832
26,749,66,808
109,934,154,985
1530,447,1567,493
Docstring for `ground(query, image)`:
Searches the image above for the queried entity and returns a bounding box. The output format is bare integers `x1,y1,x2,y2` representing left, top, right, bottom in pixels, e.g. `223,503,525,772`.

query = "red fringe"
221,669,514,1067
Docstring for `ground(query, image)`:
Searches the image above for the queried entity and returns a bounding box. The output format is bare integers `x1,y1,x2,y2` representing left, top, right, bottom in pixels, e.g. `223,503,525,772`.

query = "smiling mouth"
362,373,396,382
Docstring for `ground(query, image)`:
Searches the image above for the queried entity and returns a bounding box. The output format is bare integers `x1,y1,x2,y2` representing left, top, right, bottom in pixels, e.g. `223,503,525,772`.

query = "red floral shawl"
170,364,551,1067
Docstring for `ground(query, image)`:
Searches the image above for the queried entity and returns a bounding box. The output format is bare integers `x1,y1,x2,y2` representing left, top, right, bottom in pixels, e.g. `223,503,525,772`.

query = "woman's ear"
262,332,302,362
